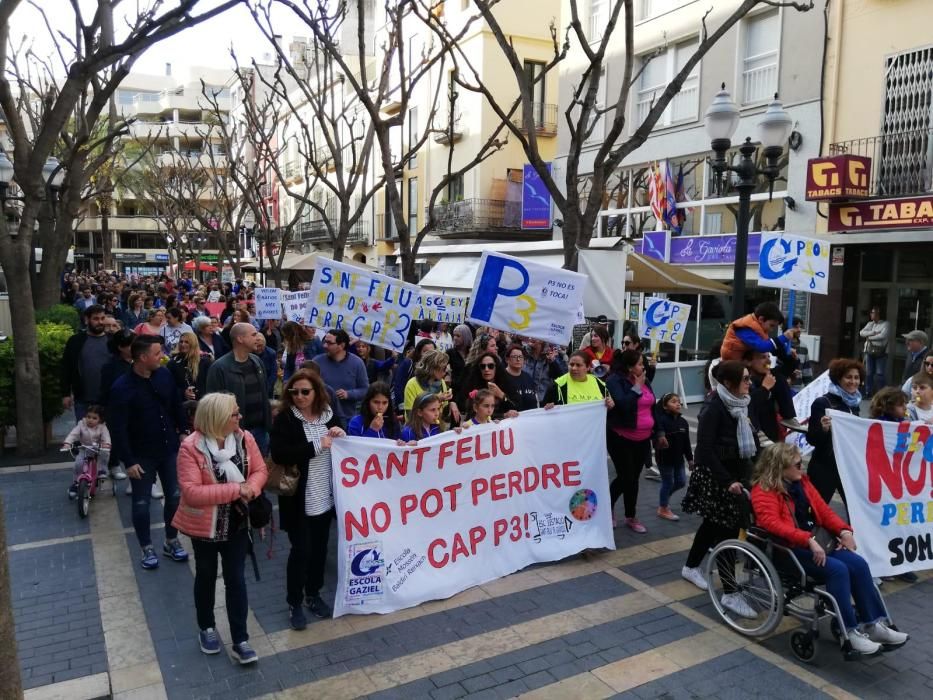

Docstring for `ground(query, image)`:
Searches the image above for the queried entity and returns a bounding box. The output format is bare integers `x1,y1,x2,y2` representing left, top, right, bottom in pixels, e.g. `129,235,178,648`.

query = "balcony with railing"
375,213,399,241
298,218,370,245
426,198,531,238
829,128,933,198
741,52,778,105
634,82,698,127
511,103,558,136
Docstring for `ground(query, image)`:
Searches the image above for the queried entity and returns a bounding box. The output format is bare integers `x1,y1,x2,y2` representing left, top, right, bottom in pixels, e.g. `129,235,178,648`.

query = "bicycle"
62,443,105,518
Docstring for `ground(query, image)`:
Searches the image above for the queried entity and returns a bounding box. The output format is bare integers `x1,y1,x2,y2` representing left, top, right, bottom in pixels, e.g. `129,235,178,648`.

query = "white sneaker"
111,464,127,481
720,592,757,619
847,628,882,655
681,566,708,591
125,480,133,496
866,621,908,648
151,482,164,499
644,466,662,481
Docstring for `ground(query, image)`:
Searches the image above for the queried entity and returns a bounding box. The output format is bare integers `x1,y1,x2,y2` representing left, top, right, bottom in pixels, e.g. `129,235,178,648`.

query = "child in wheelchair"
751,443,908,656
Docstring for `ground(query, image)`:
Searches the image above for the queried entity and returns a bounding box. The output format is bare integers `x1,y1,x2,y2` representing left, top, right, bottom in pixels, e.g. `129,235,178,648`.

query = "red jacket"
751,476,851,548
172,429,268,540
720,313,769,361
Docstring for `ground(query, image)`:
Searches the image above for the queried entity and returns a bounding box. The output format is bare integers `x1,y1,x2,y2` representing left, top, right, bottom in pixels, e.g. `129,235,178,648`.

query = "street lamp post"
704,86,792,318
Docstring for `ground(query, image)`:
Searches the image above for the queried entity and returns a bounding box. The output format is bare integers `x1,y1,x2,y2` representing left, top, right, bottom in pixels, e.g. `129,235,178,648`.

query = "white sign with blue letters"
758,232,830,295
466,251,587,345
641,297,691,346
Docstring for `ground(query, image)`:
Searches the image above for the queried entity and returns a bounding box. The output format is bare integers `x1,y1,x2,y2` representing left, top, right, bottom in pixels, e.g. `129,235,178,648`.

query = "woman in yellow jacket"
403,349,461,425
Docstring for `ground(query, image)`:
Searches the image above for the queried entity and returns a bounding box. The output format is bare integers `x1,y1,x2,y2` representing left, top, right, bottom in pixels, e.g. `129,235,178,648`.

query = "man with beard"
62,305,111,421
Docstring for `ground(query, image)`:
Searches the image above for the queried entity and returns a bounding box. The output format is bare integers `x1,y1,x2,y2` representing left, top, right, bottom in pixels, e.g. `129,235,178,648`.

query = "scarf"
827,382,862,408
204,433,244,484
715,383,756,459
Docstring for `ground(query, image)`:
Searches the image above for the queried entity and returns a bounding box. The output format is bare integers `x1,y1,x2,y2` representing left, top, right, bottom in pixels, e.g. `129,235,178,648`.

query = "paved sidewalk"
4,456,931,700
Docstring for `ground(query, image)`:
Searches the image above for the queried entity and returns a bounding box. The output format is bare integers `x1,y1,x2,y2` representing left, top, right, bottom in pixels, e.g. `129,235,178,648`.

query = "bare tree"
258,0,508,282
453,0,814,270
0,0,240,456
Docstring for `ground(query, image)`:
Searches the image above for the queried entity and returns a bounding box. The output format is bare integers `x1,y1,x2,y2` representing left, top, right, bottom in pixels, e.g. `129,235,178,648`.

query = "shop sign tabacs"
828,195,933,232
805,155,871,201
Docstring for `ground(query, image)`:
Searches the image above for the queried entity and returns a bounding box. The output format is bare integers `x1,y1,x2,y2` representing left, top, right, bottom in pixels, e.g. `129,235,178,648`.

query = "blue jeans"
247,427,269,456
791,548,886,631
658,462,687,507
864,353,887,396
130,452,180,548
192,529,250,644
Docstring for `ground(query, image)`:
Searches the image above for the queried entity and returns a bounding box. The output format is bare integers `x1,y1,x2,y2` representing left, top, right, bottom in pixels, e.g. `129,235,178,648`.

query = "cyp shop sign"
757,233,830,295
467,251,587,345
641,297,691,345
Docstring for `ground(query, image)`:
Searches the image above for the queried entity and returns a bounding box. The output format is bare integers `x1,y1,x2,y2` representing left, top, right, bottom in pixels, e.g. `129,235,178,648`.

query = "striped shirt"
291,406,335,516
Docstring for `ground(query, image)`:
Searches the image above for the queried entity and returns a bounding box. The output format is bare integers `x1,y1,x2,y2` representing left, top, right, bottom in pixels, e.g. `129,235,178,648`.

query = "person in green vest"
543,351,615,409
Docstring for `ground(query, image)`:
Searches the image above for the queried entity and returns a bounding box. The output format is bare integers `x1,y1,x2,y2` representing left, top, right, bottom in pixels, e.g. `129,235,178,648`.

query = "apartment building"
73,65,233,275
808,0,933,378
375,0,562,278
554,0,825,349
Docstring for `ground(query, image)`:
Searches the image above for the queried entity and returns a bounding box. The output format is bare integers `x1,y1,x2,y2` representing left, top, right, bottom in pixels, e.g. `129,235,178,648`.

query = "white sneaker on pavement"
720,592,757,619
681,566,708,591
866,621,908,647
644,466,662,481
111,464,127,481
848,628,882,655
151,481,164,499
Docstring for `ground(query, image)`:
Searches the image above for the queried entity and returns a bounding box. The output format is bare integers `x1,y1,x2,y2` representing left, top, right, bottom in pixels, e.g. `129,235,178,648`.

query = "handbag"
866,342,885,357
264,456,300,496
811,525,838,554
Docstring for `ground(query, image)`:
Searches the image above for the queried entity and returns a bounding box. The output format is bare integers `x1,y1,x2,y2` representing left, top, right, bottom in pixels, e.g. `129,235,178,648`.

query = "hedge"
0,322,73,430
35,304,80,332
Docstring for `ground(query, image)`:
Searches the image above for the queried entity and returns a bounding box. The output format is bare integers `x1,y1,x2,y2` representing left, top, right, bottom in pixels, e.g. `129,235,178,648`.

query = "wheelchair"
703,524,899,663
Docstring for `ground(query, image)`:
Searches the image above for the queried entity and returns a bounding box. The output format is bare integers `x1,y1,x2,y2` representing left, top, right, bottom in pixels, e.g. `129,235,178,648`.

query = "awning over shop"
626,253,730,294
242,251,375,272
418,249,728,296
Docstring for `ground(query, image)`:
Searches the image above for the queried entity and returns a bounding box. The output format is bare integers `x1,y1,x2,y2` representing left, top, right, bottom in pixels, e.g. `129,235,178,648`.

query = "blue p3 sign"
467,251,586,345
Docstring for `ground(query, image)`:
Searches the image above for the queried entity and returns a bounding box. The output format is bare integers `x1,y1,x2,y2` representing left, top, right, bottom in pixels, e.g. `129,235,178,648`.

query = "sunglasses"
480,363,496,370
288,388,314,396
741,376,752,383
791,460,803,469
925,361,933,367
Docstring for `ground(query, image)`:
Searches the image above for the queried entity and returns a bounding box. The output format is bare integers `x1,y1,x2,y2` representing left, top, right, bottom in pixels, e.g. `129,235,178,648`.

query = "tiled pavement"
5,457,933,700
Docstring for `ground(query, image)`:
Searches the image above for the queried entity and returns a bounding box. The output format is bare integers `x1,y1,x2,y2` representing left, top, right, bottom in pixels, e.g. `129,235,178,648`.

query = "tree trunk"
0,496,23,698
33,213,75,310
4,240,45,456
100,212,113,270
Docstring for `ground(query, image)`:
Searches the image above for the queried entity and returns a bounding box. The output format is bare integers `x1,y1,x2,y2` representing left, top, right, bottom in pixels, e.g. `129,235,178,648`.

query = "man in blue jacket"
109,335,189,570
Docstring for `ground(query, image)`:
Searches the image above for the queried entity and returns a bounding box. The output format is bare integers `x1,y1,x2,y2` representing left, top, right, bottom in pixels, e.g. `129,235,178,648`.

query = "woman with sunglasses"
543,351,615,409
605,348,658,533
270,370,346,630
751,443,907,654
900,350,933,397
457,352,519,420
680,361,760,620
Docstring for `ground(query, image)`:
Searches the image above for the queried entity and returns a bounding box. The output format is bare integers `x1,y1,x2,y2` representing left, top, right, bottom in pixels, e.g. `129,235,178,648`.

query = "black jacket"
108,367,186,467
167,354,212,400
750,377,780,443
806,393,859,476
902,346,929,383
695,394,760,487
61,332,91,400
655,410,693,466
99,356,133,410
270,408,342,533
606,373,658,438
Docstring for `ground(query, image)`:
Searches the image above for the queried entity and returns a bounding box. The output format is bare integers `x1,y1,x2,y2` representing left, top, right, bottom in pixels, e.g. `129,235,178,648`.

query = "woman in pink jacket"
173,392,268,665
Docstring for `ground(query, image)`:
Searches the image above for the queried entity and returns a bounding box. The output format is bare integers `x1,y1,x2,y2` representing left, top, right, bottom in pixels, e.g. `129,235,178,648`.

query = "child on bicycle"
62,405,111,499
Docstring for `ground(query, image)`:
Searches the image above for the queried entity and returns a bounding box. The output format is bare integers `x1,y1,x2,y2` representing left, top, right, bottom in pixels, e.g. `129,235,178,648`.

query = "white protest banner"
254,287,283,320
830,410,933,576
467,251,587,345
413,294,470,325
331,402,615,616
641,297,691,345
758,233,830,295
308,258,420,352
282,290,313,323
783,370,832,456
